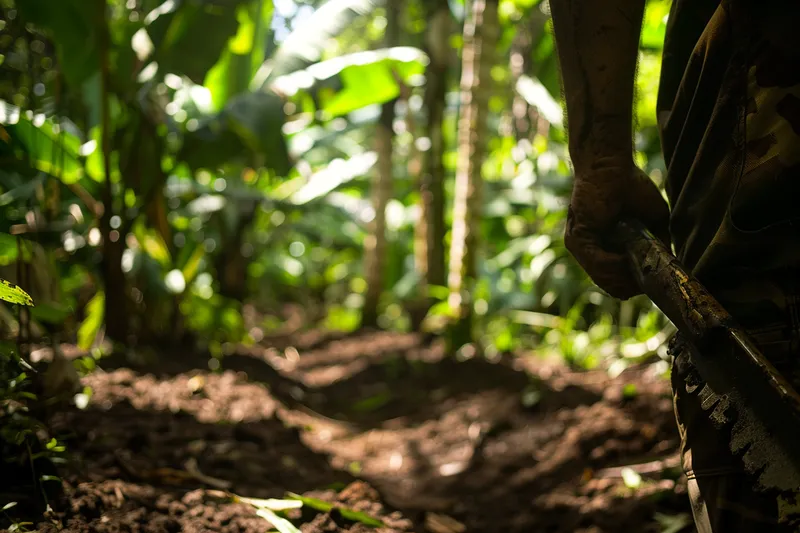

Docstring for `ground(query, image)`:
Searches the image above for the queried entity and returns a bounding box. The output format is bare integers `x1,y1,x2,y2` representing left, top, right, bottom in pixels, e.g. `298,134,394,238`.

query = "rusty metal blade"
614,219,800,491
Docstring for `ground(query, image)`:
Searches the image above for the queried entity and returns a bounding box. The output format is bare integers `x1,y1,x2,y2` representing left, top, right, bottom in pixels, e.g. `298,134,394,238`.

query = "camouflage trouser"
658,3,800,531
671,321,800,532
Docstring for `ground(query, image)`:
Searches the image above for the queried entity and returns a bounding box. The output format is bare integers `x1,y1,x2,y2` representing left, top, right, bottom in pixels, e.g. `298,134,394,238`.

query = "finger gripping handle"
611,219,734,341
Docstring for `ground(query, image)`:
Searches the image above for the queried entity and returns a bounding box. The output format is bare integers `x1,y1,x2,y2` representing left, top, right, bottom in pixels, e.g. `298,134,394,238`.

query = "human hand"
565,157,671,299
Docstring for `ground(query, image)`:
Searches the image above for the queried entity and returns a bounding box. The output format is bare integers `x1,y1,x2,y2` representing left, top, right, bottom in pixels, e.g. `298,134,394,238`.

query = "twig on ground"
183,458,233,490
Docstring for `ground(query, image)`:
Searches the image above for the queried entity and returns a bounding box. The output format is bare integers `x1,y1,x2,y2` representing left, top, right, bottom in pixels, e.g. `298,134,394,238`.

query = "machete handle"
611,218,800,411
610,219,733,340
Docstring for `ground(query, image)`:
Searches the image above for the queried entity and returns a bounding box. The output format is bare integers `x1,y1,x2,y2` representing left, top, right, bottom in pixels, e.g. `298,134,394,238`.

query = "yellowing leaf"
0,279,33,306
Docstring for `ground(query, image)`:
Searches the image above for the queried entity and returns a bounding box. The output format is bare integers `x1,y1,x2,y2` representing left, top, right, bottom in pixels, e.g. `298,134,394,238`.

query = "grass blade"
287,492,384,528
236,496,303,512
256,508,302,533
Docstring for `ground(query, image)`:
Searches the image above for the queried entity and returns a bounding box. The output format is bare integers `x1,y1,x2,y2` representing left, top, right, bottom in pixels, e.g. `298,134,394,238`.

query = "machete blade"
614,219,800,492
677,334,800,491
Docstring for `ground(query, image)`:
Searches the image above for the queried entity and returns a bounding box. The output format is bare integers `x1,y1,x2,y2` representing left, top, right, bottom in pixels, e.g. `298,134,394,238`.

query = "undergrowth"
0,279,65,531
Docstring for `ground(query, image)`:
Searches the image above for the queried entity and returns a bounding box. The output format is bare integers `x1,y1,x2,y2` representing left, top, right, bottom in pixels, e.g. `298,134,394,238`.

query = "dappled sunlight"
0,0,700,531
81,368,278,424
45,329,686,532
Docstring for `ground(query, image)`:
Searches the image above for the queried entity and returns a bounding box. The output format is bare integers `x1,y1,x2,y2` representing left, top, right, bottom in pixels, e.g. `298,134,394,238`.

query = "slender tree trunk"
361,2,400,328
98,0,128,343
446,0,499,352
411,0,451,330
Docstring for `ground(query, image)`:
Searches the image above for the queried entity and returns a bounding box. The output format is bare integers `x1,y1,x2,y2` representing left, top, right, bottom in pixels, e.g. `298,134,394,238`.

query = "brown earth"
4,330,694,533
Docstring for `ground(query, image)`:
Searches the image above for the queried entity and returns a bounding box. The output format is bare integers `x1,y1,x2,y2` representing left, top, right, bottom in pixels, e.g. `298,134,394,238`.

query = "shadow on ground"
15,329,693,533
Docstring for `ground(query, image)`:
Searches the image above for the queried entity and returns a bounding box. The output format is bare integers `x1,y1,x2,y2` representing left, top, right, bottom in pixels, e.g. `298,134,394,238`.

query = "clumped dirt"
6,330,694,533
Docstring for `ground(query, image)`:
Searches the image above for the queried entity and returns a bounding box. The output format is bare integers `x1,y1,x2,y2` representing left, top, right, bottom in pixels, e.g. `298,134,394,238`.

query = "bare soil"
5,330,694,533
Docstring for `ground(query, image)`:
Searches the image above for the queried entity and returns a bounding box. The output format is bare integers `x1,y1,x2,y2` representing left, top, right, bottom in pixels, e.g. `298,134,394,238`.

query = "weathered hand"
565,157,671,300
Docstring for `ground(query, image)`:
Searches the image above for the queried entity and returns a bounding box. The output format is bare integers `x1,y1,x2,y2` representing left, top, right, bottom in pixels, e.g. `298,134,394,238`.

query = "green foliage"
204,0,275,110
640,0,670,50
0,0,673,369
286,492,385,527
0,101,86,184
0,234,18,266
145,0,253,84
254,0,387,87
0,293,65,521
237,490,385,530
0,278,33,306
78,291,104,350
180,91,291,173
0,2,683,529
16,0,100,87
274,47,428,119
654,513,693,533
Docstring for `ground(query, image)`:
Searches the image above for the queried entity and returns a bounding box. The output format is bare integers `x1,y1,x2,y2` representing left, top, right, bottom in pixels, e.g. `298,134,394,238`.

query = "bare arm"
549,0,671,300
549,0,646,171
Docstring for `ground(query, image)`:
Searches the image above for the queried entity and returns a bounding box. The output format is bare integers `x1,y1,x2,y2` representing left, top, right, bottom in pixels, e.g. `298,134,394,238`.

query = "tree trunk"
216,202,256,302
411,0,451,330
361,2,400,329
446,0,499,352
99,0,128,343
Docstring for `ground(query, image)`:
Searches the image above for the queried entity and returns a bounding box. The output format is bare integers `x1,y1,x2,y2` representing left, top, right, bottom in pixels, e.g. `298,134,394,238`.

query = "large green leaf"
144,0,251,84
0,101,86,184
253,0,386,89
180,91,291,174
273,47,428,119
204,0,274,111
16,0,100,88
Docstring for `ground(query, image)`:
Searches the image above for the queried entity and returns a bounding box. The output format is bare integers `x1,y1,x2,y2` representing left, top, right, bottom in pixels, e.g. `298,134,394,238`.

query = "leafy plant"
0,277,65,525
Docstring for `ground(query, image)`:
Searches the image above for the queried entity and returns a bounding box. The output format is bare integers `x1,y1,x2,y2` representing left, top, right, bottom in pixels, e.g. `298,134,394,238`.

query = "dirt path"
11,331,694,532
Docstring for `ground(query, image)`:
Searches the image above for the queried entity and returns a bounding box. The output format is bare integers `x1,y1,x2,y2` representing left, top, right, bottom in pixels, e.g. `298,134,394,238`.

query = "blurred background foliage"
0,0,674,374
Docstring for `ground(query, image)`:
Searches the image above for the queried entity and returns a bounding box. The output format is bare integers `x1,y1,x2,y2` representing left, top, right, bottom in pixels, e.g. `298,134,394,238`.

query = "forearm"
549,0,645,171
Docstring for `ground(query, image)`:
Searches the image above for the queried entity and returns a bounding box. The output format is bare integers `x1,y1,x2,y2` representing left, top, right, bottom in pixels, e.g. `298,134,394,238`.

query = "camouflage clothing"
660,0,800,306
658,0,800,530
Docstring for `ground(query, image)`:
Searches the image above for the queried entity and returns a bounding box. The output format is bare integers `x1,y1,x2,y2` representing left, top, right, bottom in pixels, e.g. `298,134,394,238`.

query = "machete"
613,219,800,492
